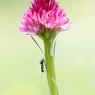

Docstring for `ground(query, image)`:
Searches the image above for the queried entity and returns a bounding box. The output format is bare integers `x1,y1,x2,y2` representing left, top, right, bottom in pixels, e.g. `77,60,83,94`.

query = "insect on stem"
40,58,45,79
40,58,45,72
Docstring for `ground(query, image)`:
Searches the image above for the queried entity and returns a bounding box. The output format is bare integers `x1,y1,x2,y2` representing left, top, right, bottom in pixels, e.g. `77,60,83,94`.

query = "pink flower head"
20,0,70,35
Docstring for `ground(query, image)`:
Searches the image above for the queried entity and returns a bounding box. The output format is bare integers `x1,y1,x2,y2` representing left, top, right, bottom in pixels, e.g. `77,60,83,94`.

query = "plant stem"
44,39,59,95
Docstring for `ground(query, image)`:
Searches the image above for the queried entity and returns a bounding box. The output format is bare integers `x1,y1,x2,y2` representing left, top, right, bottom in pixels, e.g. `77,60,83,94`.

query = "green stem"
44,39,59,95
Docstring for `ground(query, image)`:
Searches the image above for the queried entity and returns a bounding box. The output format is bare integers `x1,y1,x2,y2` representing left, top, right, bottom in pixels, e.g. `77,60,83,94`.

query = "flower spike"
20,0,70,35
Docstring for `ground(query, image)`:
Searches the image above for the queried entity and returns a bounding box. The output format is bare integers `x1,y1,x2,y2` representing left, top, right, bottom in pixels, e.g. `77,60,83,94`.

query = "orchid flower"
20,0,70,95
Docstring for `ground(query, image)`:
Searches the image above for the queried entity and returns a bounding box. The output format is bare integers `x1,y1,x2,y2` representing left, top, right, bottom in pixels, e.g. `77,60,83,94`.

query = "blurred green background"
0,0,95,95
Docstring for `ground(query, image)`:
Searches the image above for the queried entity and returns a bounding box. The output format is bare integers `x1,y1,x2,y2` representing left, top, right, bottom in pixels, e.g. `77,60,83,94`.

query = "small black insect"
40,58,45,73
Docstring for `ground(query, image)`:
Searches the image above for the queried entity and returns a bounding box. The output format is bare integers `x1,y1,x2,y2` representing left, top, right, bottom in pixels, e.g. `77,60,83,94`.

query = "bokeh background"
0,0,95,95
